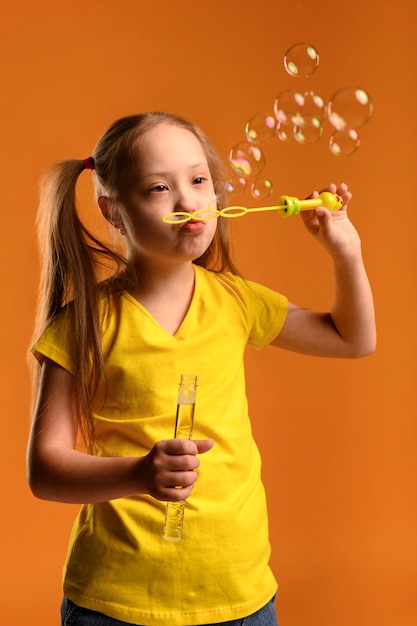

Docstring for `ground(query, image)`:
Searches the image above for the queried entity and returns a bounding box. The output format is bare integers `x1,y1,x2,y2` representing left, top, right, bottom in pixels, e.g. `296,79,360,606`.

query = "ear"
98,196,124,230
98,196,112,222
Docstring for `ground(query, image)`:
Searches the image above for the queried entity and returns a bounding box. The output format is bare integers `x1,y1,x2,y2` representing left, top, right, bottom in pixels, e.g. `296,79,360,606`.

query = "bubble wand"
162,191,343,224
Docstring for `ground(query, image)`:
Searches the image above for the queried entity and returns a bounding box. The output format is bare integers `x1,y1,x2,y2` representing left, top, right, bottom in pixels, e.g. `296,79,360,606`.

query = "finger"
319,182,337,194
336,181,348,196
314,206,332,220
162,438,199,455
305,189,319,200
165,453,201,472
341,190,352,207
194,438,214,454
165,468,199,488
164,484,195,501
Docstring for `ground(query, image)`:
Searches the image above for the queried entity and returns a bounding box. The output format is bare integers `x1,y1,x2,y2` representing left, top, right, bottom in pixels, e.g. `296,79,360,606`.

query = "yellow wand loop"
162,192,343,224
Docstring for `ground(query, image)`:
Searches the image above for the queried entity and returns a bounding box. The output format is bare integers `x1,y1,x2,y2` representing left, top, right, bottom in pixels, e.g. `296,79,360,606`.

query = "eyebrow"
139,162,210,180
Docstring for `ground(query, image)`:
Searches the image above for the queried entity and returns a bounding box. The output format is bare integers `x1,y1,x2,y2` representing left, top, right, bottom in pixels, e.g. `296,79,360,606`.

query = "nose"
174,186,198,214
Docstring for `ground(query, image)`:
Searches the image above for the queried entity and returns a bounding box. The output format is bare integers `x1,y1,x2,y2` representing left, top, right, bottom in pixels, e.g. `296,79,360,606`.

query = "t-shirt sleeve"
229,274,288,349
32,311,75,374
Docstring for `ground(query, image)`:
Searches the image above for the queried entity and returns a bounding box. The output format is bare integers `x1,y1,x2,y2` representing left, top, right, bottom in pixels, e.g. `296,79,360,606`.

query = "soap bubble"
294,115,323,144
229,142,266,177
245,112,277,143
221,174,247,198
274,89,305,125
284,43,319,78
329,129,360,156
302,91,326,120
276,120,296,142
274,90,305,142
251,177,273,200
327,87,373,130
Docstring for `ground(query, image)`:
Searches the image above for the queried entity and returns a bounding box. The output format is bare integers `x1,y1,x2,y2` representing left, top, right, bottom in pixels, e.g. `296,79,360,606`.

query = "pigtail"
32,111,239,450
35,159,127,449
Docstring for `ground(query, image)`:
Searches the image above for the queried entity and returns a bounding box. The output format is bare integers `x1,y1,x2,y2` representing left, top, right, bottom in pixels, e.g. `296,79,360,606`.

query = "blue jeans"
61,596,278,625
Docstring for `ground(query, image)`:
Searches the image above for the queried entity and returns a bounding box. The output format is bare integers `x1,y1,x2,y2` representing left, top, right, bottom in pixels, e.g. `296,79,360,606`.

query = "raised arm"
27,359,213,504
272,183,376,358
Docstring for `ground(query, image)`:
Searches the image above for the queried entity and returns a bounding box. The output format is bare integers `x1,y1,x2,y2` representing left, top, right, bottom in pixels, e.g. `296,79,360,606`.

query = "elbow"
351,346,376,359
26,455,37,497
26,466,45,500
27,477,58,503
347,334,377,359
26,456,54,501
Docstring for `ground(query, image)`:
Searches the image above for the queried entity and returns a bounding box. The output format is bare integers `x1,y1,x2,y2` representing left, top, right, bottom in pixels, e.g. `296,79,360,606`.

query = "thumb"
315,206,332,221
194,438,214,454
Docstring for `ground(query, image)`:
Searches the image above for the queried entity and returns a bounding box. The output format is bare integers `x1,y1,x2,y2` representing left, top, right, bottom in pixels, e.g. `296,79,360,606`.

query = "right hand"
140,438,214,501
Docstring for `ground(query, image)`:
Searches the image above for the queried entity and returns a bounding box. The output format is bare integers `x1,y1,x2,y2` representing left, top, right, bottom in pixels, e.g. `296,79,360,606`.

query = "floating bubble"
329,129,360,156
276,119,296,142
229,142,266,177
251,177,274,200
294,115,323,144
302,91,326,120
221,174,247,198
274,89,305,125
245,112,277,143
327,87,373,130
284,43,319,78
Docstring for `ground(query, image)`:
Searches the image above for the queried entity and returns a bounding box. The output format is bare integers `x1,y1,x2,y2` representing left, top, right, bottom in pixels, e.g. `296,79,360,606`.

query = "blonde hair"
33,112,238,448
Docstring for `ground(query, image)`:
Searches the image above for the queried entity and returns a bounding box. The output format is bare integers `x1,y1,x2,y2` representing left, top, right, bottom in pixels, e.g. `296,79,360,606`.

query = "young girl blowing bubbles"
27,112,376,626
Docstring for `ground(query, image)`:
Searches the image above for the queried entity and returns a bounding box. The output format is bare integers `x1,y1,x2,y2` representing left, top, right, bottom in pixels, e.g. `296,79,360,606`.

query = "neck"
126,259,197,336
128,258,196,299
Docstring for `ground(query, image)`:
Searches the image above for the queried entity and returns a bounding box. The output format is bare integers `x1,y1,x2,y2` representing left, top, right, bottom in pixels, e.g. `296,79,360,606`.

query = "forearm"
330,246,376,357
27,436,212,504
27,446,146,504
28,360,212,504
273,245,376,358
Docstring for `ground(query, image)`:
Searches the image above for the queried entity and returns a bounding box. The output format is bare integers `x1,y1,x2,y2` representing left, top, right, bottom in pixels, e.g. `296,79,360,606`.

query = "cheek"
124,216,157,246
128,208,160,231
206,219,218,243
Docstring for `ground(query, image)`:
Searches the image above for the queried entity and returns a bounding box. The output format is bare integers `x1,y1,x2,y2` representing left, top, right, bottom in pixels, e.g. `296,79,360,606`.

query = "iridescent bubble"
245,112,277,143
276,119,296,143
329,129,361,156
251,177,273,200
284,43,319,78
302,91,326,120
294,115,323,144
274,89,305,125
229,142,266,177
327,87,373,130
222,174,247,198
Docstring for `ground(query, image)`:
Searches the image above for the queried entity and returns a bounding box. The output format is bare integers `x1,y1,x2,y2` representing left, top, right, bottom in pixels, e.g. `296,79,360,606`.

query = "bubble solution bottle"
163,374,197,542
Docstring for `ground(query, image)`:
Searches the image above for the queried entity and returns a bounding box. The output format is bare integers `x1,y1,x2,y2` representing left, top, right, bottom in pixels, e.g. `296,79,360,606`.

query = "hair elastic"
84,156,95,170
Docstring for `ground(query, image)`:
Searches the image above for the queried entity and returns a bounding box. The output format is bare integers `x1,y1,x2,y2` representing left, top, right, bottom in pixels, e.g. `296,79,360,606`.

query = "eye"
150,184,168,193
193,177,206,185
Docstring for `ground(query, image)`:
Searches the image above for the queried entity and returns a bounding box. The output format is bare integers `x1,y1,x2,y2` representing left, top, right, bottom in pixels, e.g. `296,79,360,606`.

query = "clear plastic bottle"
163,375,197,542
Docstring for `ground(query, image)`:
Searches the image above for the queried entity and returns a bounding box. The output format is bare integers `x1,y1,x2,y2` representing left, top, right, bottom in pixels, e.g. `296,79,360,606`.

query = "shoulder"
195,266,286,307
195,265,247,293
195,266,288,344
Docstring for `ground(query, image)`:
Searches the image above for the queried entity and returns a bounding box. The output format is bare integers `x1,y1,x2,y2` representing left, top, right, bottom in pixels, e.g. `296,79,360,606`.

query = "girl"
27,112,376,626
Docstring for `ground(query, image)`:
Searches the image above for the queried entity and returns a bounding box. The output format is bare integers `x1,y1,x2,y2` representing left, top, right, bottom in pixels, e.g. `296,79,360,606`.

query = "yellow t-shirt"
34,266,288,625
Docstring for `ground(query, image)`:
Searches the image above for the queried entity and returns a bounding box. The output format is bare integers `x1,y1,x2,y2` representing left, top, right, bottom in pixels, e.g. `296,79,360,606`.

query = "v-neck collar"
121,266,200,339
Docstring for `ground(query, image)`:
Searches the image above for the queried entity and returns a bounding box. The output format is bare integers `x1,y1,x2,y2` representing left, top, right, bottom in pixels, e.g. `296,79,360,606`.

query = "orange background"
1,1,416,624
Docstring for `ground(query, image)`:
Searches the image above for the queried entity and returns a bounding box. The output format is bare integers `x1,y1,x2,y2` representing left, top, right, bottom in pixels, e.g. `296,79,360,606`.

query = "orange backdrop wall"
1,1,416,625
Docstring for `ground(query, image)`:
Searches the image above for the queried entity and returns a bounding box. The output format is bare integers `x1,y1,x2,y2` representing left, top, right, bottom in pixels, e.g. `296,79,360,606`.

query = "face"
107,123,218,269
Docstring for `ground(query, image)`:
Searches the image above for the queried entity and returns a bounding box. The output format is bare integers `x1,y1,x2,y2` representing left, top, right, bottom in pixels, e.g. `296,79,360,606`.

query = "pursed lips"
179,219,206,233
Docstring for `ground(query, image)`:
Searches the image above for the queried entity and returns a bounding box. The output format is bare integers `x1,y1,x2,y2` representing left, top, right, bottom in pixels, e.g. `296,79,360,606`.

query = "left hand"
300,182,362,258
